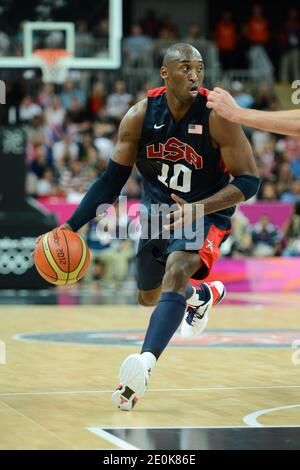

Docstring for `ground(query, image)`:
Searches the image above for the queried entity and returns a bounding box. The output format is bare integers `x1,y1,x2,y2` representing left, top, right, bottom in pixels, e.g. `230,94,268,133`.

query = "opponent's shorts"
136,211,232,291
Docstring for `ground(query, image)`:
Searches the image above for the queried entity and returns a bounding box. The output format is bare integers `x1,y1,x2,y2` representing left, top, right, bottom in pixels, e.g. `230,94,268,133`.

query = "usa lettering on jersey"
146,137,203,170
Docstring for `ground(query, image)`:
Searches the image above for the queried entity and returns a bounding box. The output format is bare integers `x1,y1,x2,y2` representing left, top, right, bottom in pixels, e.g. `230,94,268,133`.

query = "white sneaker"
112,353,150,411
181,281,226,338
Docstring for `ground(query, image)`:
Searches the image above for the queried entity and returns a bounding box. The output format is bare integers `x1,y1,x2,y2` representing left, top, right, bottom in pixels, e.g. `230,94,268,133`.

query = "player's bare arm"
111,98,147,166
165,111,260,229
201,110,260,213
207,87,300,136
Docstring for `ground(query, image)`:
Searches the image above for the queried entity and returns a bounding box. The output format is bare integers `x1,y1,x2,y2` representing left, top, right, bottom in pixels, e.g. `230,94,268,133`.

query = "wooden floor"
1,293,300,449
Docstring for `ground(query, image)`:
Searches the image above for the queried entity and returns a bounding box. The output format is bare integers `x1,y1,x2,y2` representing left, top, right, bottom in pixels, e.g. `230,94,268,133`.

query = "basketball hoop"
33,49,72,84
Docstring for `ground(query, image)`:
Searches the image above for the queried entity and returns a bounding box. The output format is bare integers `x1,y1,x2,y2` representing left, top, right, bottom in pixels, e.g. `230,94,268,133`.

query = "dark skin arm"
164,110,259,229
110,98,147,167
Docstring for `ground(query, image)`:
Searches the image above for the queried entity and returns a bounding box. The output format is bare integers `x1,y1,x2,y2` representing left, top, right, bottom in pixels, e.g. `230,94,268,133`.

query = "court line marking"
87,427,139,450
94,425,300,430
1,384,300,397
243,404,300,427
0,398,76,449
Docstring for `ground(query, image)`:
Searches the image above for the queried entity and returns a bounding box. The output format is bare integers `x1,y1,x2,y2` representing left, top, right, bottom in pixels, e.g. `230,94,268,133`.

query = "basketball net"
33,49,72,84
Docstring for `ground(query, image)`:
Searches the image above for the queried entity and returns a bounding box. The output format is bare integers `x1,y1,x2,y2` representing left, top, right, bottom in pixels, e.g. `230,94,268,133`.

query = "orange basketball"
34,229,90,285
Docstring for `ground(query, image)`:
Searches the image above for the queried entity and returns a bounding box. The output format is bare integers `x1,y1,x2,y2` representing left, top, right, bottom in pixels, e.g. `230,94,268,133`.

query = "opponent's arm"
207,87,300,136
165,112,260,228
65,99,146,232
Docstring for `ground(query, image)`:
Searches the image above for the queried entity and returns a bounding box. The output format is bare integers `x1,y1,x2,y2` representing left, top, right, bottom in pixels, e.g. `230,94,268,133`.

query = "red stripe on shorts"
198,225,231,275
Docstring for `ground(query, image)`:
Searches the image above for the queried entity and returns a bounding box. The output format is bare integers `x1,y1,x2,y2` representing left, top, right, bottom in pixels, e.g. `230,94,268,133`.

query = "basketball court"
1,292,300,450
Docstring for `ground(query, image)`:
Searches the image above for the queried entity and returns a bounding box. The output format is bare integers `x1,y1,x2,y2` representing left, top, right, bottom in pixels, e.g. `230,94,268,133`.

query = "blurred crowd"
16,72,300,285
2,3,300,285
21,76,300,207
0,4,299,81
123,5,300,82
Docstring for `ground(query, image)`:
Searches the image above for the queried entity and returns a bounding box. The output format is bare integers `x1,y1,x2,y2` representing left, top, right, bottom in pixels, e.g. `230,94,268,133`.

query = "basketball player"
40,44,260,410
207,87,300,136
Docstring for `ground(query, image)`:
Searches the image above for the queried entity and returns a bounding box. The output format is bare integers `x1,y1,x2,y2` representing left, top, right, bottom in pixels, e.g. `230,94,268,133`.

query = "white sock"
141,352,157,371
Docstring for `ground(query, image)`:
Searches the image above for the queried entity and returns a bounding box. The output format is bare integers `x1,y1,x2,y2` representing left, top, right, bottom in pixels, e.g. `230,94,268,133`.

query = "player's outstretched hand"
31,223,73,257
207,87,240,122
163,194,197,231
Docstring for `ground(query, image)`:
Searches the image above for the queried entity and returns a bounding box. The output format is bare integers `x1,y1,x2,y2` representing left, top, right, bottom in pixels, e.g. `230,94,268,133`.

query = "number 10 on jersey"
158,163,192,193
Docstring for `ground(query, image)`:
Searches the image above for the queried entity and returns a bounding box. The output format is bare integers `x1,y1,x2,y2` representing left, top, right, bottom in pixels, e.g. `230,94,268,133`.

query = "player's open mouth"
189,86,198,97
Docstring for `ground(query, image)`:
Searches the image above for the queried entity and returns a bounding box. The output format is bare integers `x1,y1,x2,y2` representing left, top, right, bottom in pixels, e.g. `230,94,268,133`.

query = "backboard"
0,0,122,70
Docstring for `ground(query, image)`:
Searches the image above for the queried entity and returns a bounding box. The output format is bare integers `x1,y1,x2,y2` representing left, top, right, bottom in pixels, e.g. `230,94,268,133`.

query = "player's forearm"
231,108,300,136
66,160,132,232
198,184,246,216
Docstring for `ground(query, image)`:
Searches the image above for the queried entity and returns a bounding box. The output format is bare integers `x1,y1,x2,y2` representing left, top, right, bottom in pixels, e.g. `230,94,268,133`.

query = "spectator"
291,158,300,180
231,81,254,108
36,167,55,197
59,159,90,196
0,30,10,56
106,80,132,119
60,79,86,111
279,8,300,82
153,25,178,67
37,83,55,108
90,258,107,286
255,138,276,179
93,18,109,54
251,214,282,256
75,20,93,57
282,201,300,256
214,11,238,69
44,96,65,127
30,144,50,179
253,81,278,110
280,180,300,203
86,207,135,285
259,181,278,201
184,23,220,72
45,31,64,49
246,4,270,47
19,96,42,123
94,129,116,162
52,133,79,168
276,161,293,187
78,132,95,158
221,209,252,257
87,82,106,120
67,97,89,130
123,24,153,68
141,9,161,38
